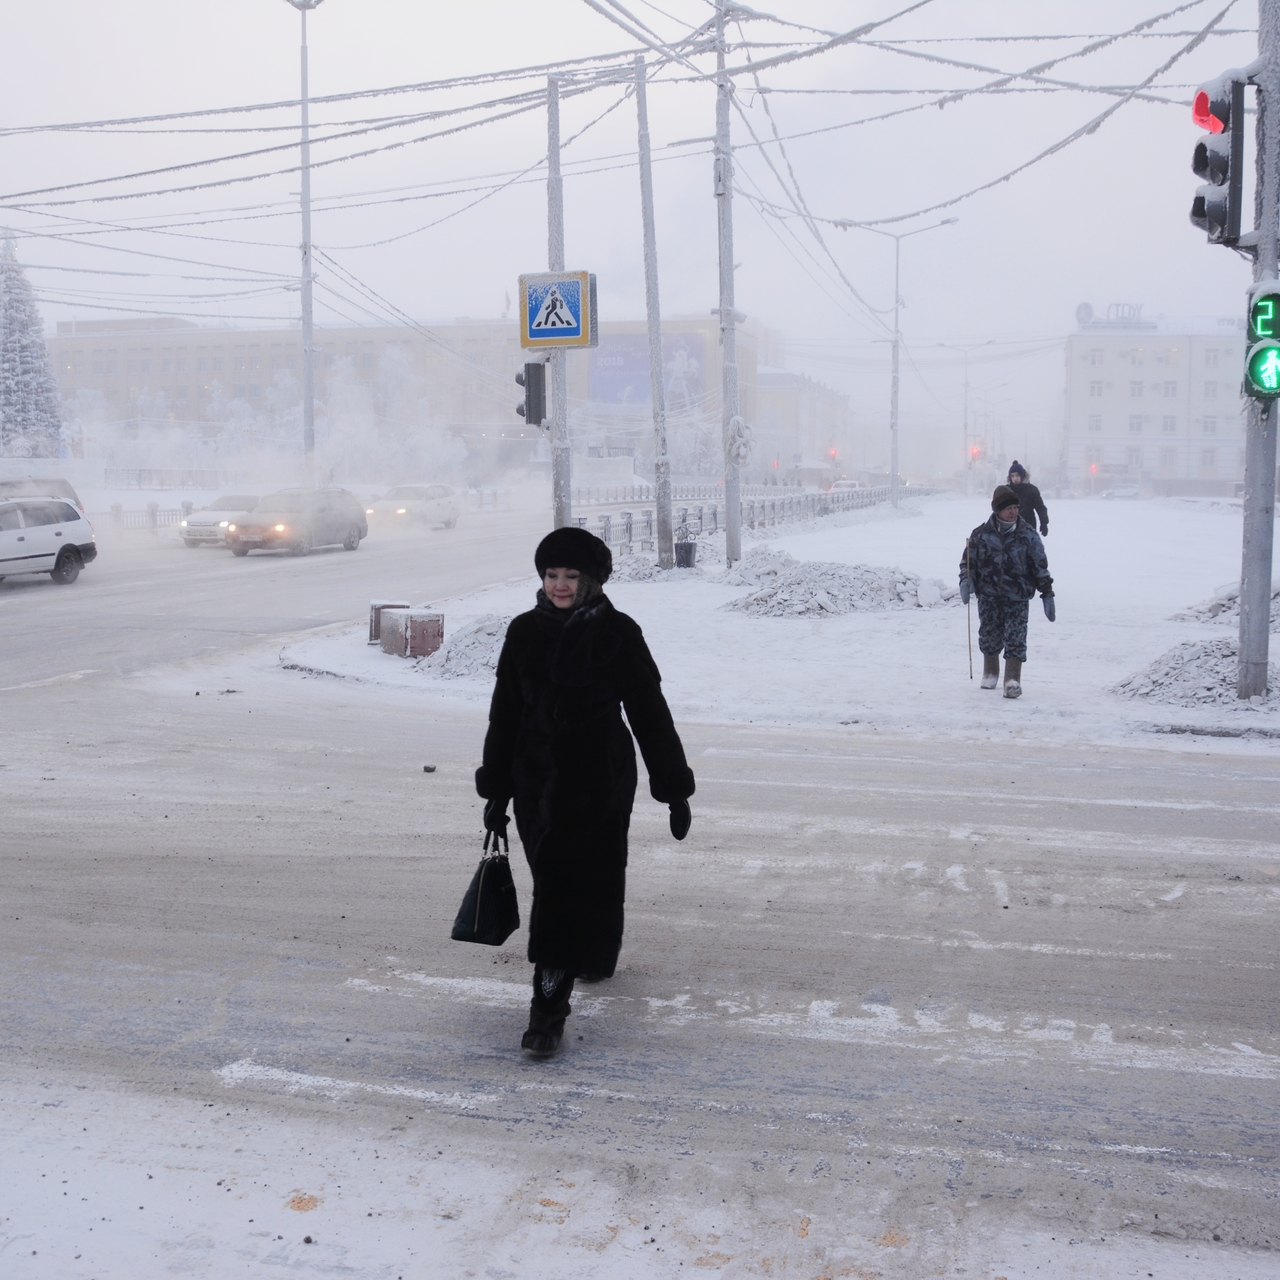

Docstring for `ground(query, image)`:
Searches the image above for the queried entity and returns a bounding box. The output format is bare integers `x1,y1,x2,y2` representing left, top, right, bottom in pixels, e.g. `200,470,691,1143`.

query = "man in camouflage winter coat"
959,484,1055,699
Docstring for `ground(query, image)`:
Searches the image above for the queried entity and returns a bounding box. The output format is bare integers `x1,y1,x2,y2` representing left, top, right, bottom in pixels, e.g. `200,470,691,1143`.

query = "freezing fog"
2,4,1279,1280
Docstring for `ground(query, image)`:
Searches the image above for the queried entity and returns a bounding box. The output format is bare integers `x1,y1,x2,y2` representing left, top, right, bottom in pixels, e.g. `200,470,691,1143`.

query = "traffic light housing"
515,361,546,426
1245,285,1280,398
1190,74,1245,246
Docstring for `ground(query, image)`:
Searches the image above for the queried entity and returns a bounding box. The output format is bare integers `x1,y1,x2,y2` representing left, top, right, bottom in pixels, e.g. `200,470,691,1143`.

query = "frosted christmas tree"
0,237,62,458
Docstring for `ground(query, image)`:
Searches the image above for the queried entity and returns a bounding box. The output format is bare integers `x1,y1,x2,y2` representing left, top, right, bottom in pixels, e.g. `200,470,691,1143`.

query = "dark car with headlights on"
225,488,367,557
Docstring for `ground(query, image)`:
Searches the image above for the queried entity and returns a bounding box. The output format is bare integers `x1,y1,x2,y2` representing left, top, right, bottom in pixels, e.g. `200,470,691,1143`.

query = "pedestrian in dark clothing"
476,527,695,1057
1006,460,1049,535
960,485,1055,698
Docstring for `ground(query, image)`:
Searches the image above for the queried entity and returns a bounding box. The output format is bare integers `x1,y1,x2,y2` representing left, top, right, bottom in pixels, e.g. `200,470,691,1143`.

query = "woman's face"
543,566,581,609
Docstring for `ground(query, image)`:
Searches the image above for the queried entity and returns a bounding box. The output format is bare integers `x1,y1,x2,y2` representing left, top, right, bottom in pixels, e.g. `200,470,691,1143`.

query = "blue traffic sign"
519,271,598,349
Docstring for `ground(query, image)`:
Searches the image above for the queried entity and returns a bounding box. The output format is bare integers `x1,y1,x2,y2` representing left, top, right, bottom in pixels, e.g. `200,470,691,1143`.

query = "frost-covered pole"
635,57,673,568
547,76,572,531
890,237,901,508
1240,0,1280,698
285,0,324,488
715,0,742,565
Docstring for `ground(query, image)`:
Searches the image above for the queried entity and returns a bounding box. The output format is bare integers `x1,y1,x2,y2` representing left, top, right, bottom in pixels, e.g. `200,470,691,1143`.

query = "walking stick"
965,537,973,679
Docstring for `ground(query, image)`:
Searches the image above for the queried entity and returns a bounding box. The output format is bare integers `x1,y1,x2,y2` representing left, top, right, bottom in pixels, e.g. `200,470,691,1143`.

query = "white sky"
0,0,1263,475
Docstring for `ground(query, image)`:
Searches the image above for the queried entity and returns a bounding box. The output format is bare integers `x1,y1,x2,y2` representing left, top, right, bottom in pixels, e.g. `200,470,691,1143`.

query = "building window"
1130,381,1144,398
1203,417,1217,435
175,387,188,403
1163,381,1177,397
1126,447,1143,469
1205,349,1219,367
1200,448,1218,472
1128,415,1144,433
1159,447,1177,469
363,353,376,369
1088,414,1102,432
1204,381,1217,398
1162,415,1177,434
250,356,261,371
248,384,261,399
92,361,104,375
1088,381,1103,397
198,356,210,373
212,356,224,373
141,359,150,375
128,360,140,376
1163,347,1179,367
288,354,298,371
106,360,117,375
234,356,246,372
1128,348,1144,366
1089,349,1104,366
175,358,186,373
162,358,172,374
234,384,247,399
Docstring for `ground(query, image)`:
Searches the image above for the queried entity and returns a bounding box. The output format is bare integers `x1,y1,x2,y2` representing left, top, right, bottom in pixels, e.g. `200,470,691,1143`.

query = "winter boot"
1003,657,1023,699
521,967,574,1057
980,653,1000,689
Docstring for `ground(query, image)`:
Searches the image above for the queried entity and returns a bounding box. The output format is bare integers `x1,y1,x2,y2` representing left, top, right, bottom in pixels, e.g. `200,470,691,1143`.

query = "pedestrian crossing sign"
519,271,598,349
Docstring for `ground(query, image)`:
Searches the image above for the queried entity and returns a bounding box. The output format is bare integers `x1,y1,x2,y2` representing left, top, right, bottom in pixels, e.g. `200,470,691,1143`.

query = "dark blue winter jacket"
961,514,1053,601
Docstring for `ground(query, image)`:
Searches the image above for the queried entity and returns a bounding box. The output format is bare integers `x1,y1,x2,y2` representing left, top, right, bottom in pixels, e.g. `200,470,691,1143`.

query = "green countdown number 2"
1254,297,1277,339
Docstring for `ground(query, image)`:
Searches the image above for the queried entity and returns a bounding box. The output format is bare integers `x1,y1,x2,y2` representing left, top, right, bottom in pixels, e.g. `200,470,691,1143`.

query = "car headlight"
180,519,187,527
227,524,237,532
219,520,228,528
274,523,286,532
396,508,407,514
366,508,374,514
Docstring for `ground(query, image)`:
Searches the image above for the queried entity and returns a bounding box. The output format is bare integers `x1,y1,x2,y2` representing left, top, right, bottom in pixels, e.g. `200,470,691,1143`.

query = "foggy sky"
0,0,1262,477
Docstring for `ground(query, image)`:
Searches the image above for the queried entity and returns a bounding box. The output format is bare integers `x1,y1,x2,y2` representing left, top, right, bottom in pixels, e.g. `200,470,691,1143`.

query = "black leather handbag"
450,828,520,946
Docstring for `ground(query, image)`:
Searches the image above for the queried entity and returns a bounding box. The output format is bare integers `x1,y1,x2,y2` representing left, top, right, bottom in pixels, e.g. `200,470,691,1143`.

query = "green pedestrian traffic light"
1245,340,1280,399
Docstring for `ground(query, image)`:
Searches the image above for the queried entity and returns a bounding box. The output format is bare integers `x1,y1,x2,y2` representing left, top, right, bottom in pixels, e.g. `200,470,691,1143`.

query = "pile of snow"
721,546,957,617
1114,636,1277,708
609,554,705,583
418,614,510,679
1175,580,1280,631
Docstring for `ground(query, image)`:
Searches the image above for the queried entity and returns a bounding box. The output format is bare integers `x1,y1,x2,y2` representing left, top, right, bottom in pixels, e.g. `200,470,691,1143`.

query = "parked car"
0,477,84,510
1101,484,1141,500
830,479,867,492
226,488,367,557
179,494,260,547
366,484,461,529
0,496,97,584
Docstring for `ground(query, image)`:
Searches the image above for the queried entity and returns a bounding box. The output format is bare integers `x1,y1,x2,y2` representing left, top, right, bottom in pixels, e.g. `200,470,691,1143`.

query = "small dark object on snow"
304,1236,313,1244
423,764,436,772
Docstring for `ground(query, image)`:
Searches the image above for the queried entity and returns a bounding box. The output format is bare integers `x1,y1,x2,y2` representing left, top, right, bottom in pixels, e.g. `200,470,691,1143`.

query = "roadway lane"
0,504,552,687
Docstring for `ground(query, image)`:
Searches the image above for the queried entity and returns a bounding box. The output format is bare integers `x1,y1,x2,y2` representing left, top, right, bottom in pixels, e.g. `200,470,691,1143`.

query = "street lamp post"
852,219,957,506
284,0,324,487
938,341,993,496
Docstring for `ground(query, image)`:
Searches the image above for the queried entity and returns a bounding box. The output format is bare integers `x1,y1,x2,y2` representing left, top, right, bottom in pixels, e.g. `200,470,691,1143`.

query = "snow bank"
1115,636,1278,708
609,554,705,583
1175,579,1280,631
418,613,510,679
720,545,957,617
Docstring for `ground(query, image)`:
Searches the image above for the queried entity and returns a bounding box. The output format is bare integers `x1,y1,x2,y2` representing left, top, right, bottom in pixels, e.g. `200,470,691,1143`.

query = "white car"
366,484,461,529
180,494,260,547
0,496,97,584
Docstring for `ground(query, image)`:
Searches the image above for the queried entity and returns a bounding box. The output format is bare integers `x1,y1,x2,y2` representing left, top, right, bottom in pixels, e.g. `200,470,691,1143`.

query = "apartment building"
1063,305,1247,495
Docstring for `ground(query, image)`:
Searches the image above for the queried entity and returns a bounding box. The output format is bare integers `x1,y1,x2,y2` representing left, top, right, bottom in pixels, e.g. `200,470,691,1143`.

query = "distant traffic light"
515,361,546,426
1190,74,1245,246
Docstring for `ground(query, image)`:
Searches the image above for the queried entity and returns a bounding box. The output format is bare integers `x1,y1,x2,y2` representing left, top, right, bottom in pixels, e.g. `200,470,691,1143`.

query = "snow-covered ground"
281,493,1279,745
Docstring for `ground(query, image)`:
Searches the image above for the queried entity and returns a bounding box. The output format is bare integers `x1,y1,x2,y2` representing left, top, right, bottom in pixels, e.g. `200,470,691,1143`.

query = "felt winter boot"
980,653,1000,689
521,967,574,1057
1003,657,1023,699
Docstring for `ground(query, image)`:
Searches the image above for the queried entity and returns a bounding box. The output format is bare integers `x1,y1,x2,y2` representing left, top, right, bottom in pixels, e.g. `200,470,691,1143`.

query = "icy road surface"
1,495,1277,1279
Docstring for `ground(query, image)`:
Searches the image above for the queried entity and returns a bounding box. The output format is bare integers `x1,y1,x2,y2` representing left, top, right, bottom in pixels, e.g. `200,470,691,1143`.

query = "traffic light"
1244,286,1280,399
514,361,546,426
1190,74,1245,246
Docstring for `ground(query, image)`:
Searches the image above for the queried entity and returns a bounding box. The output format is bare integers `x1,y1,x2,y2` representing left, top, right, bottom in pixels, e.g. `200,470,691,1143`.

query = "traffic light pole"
715,0,742,567
547,77,572,531
634,57,673,569
1240,0,1280,699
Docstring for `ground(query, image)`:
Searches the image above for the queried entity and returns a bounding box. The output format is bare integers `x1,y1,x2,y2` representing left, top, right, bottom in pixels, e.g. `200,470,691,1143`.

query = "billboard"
588,333,705,413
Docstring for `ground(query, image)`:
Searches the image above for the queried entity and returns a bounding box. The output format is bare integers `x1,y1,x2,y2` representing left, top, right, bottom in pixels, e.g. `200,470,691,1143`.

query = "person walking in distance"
475,527,695,1057
960,485,1055,698
1006,460,1049,536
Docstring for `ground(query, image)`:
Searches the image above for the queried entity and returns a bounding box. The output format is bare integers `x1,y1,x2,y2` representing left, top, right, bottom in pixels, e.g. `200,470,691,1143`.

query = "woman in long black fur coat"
475,527,695,1057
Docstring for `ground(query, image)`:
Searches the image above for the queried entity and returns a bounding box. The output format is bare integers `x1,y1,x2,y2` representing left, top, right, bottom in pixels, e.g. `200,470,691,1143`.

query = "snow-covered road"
1,494,1277,1278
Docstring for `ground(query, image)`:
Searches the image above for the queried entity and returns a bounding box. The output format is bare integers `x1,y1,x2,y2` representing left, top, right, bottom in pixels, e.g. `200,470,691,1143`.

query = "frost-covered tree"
0,238,62,458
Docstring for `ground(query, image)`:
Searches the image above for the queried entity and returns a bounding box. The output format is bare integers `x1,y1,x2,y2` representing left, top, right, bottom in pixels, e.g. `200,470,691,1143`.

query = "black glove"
959,578,971,605
1040,525,1049,537
1042,595,1055,622
669,799,691,841
483,796,510,838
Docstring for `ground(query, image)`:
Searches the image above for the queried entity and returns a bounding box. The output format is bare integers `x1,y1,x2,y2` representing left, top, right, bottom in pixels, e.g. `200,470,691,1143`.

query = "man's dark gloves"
1042,595,1056,622
959,578,971,605
669,799,692,841
1040,525,1049,537
483,796,510,839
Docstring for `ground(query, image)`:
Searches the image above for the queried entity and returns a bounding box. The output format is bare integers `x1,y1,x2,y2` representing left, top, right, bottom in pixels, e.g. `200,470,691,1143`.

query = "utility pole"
714,0,742,566
939,339,989,497
634,57,673,568
547,77,572,530
1240,0,1280,698
285,0,323,488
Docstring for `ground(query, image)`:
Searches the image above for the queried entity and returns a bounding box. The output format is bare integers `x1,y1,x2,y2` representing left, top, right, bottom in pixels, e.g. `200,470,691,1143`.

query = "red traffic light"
1193,88,1225,133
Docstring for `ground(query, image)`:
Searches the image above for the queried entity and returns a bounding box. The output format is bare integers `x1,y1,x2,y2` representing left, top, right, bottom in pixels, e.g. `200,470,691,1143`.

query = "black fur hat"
991,484,1019,514
534,526,613,583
